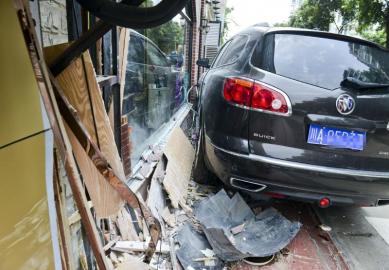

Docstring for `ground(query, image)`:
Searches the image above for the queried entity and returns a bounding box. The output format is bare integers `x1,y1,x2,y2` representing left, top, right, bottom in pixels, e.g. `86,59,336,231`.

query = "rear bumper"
204,137,389,206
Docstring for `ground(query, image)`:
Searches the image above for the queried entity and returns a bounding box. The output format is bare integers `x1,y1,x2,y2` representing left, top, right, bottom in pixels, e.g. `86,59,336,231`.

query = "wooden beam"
53,154,74,270
96,75,118,88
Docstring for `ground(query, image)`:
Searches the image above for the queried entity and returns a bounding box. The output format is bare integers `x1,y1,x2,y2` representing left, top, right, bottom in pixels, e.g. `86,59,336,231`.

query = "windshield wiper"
341,77,389,90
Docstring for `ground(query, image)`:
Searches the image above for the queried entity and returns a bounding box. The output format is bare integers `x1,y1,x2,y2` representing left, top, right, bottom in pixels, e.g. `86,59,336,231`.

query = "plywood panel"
65,122,123,218
163,128,195,208
44,45,126,217
45,44,126,181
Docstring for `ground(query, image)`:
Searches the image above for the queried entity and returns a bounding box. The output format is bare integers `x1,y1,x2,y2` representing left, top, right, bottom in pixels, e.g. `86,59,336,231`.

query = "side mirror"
167,56,177,66
196,58,210,68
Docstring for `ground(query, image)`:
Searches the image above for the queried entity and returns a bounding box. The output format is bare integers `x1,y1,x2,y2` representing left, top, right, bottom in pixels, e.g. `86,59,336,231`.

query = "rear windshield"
257,33,389,89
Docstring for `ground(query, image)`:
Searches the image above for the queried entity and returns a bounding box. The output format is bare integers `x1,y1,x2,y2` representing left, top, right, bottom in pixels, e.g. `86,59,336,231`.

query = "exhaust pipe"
230,178,267,192
377,199,389,206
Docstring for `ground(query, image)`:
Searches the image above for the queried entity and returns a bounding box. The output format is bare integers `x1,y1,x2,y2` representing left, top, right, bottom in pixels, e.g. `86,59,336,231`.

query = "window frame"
211,39,232,68
211,34,249,69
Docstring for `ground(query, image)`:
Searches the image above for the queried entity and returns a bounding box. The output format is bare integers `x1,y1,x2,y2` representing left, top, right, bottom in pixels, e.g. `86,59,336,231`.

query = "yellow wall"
0,1,55,269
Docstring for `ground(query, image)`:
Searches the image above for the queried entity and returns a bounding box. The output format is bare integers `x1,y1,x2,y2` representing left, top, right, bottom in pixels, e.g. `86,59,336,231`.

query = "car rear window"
256,33,389,90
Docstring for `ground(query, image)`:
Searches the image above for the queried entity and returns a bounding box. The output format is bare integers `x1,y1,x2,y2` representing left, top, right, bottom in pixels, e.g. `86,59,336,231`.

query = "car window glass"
215,36,248,67
212,40,231,68
258,33,389,89
128,35,146,64
145,42,169,66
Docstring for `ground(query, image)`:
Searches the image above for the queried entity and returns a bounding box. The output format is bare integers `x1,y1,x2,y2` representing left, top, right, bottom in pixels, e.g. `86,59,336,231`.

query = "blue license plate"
307,124,366,151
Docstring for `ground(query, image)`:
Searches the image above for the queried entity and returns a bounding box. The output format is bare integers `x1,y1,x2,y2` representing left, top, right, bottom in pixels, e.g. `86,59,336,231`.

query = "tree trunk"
385,7,389,48
386,20,389,48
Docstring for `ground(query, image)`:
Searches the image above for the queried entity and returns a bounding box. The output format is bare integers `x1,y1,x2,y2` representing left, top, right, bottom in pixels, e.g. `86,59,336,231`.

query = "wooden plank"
54,154,75,270
113,240,169,254
163,128,195,208
115,208,140,241
103,237,119,252
146,159,167,235
96,75,118,88
68,201,94,226
44,44,126,217
14,3,111,268
169,235,179,270
115,256,149,270
118,28,130,112
66,121,124,218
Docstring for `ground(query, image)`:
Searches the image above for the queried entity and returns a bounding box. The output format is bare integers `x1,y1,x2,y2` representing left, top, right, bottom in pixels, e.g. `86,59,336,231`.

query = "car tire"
192,128,217,185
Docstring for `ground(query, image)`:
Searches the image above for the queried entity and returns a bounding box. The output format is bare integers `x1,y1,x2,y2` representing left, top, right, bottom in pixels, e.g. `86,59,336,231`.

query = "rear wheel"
192,128,217,185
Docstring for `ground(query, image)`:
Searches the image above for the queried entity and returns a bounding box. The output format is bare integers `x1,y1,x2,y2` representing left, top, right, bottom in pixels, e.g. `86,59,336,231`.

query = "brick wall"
120,115,132,177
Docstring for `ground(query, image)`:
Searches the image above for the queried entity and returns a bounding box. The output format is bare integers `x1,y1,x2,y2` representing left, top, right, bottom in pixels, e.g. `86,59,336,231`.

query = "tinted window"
128,35,146,64
258,34,389,89
214,36,248,67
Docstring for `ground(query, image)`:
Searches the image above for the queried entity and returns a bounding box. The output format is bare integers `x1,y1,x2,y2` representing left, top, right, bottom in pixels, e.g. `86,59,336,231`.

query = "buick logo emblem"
336,94,355,115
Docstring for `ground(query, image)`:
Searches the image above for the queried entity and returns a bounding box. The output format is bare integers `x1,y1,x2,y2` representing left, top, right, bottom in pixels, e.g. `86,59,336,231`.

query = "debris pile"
104,125,302,269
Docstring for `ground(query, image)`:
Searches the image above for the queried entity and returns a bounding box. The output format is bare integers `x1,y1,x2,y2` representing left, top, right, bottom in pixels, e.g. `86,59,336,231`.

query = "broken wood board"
113,240,169,254
115,208,140,241
68,200,94,226
161,207,176,228
118,27,130,112
53,156,75,270
146,158,167,235
65,122,124,218
115,256,149,270
163,127,195,208
44,44,126,217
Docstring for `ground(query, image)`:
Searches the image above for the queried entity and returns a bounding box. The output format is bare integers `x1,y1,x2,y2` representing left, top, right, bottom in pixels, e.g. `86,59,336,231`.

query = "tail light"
223,77,291,116
223,78,253,107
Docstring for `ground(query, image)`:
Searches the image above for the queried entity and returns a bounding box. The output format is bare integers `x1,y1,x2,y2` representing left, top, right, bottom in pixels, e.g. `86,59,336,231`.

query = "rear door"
248,32,389,172
201,35,252,153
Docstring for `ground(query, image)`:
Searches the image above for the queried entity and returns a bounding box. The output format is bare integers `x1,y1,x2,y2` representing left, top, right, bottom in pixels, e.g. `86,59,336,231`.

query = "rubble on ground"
104,126,301,270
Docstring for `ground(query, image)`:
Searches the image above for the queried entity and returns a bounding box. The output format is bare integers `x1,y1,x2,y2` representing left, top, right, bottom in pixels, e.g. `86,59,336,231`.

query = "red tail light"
252,83,289,114
223,77,291,115
223,78,253,106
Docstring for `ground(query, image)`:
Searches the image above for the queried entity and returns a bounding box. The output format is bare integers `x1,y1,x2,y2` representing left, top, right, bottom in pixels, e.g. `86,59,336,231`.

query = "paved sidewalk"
316,206,389,270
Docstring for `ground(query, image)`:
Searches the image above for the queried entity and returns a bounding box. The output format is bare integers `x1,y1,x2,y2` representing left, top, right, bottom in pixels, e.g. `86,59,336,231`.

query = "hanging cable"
75,0,189,28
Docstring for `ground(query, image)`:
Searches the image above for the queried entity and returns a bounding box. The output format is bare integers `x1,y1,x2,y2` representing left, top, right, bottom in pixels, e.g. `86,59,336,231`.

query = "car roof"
235,26,387,51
